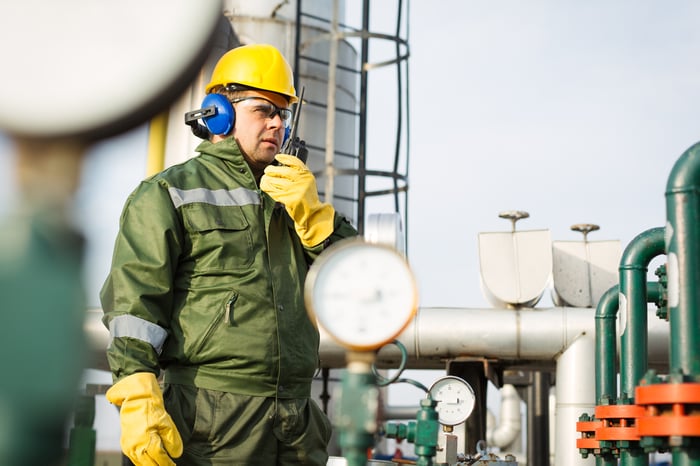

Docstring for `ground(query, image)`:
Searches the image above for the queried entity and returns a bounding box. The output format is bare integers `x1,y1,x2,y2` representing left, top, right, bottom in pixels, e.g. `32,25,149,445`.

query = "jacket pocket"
190,293,231,356
183,203,254,271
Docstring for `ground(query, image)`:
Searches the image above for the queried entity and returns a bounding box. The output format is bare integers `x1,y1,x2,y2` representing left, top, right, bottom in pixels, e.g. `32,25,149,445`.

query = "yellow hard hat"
205,43,298,103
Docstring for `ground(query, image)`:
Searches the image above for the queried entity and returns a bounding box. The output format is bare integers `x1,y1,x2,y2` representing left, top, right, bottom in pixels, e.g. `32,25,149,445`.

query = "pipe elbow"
486,385,522,448
620,226,665,270
667,140,700,193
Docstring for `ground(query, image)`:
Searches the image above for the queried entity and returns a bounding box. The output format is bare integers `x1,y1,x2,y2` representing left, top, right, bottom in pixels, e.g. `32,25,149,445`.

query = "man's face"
231,89,291,172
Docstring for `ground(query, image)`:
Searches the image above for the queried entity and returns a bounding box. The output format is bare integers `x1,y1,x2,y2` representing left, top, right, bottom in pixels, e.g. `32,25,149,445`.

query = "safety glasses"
230,96,292,122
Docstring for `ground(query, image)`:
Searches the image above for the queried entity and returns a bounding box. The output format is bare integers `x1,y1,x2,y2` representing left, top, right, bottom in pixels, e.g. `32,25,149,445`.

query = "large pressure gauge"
429,376,476,427
304,238,418,351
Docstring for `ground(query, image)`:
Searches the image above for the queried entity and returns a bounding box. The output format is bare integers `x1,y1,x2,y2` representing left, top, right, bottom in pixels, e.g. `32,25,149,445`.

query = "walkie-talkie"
279,87,307,163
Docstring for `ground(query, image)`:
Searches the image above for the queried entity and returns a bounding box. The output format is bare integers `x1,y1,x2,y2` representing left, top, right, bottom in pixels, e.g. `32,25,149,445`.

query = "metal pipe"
665,141,700,378
596,286,619,406
595,282,661,466
555,334,596,466
618,227,665,402
314,306,670,370
665,141,700,466
490,384,522,449
146,112,168,177
323,0,339,204
618,227,665,466
595,283,662,404
356,0,369,234
527,372,550,466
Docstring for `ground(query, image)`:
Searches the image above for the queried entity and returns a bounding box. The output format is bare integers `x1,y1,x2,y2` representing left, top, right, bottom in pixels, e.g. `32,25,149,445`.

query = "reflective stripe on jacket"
100,137,357,398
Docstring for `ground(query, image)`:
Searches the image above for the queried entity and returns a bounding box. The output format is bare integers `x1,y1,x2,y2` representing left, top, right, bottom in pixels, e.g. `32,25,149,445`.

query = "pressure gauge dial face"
429,376,476,426
304,238,418,351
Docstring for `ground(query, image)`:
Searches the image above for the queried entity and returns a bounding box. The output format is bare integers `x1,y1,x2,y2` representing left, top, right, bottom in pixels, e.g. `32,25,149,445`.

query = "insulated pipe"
487,384,522,449
665,141,700,466
618,227,665,402
665,141,700,378
555,334,596,466
315,307,670,370
596,283,662,404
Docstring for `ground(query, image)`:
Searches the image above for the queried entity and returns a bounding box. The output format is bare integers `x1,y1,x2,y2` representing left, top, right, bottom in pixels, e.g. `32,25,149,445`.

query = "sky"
1,0,699,455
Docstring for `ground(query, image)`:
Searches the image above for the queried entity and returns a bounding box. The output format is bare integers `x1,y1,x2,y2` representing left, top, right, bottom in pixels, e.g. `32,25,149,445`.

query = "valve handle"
571,223,600,241
498,210,530,232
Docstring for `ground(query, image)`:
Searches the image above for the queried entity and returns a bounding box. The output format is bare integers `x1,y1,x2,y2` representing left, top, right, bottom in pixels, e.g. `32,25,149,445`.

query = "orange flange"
637,416,700,436
576,419,602,449
593,404,644,442
635,382,700,405
595,404,644,420
636,382,700,437
596,426,640,441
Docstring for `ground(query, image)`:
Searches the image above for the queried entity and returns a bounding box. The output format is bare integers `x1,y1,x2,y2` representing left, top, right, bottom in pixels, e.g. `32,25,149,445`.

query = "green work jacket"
100,138,357,398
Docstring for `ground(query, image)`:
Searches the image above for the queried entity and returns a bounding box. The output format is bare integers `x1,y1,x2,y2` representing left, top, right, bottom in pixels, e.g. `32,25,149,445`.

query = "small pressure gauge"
429,376,476,427
304,238,418,351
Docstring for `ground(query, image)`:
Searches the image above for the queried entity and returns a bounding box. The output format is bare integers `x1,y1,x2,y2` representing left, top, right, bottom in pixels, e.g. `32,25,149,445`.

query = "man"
101,43,357,465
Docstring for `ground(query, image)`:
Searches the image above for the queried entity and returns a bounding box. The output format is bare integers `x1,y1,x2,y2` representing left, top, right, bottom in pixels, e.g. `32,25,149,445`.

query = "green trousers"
164,384,332,465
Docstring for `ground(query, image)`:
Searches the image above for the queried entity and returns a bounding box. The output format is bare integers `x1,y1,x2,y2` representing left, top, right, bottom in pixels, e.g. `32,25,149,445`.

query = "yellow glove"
261,153,335,246
106,372,183,466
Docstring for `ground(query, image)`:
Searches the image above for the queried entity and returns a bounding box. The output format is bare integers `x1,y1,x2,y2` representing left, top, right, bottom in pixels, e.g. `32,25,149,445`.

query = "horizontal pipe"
316,306,671,370
84,307,671,372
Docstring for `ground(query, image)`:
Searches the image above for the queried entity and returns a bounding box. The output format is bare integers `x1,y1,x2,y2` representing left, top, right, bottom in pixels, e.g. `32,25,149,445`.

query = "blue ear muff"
201,93,235,135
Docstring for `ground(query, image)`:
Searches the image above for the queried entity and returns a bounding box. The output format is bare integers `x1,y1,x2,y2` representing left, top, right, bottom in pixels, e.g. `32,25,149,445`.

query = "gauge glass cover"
306,240,417,351
429,376,476,426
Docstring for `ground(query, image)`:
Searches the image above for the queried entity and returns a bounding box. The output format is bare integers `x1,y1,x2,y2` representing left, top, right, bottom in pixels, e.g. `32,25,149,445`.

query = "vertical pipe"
665,141,700,466
323,0,339,205
357,0,370,235
527,371,550,466
293,0,302,88
596,283,662,404
618,227,664,466
595,289,620,466
595,285,619,406
665,141,700,377
595,283,661,466
555,335,596,466
146,111,168,176
618,227,665,400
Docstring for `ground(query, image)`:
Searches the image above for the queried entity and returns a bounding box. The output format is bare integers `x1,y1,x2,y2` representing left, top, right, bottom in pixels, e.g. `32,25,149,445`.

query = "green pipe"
594,282,661,466
618,227,665,401
595,286,620,466
595,283,662,404
596,285,620,406
618,227,665,466
665,141,700,378
665,141,700,466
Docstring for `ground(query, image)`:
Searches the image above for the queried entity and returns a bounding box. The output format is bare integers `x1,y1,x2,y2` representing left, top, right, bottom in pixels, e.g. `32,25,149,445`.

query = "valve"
382,397,439,466
498,210,529,232
333,352,380,466
571,223,600,242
